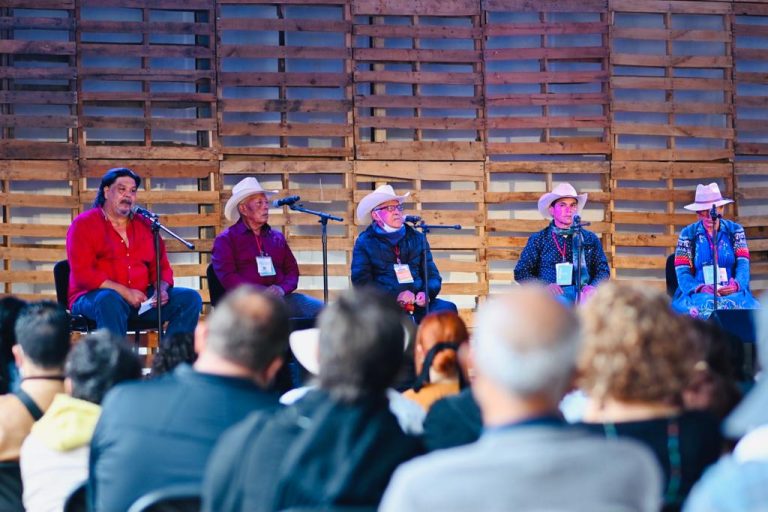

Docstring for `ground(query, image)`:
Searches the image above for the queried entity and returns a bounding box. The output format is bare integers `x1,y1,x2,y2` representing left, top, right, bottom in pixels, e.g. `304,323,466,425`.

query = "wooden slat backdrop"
2,0,768,320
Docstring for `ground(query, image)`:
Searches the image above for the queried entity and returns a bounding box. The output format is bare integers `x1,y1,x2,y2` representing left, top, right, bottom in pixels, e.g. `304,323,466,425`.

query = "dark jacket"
202,389,423,512
423,387,482,452
351,224,442,299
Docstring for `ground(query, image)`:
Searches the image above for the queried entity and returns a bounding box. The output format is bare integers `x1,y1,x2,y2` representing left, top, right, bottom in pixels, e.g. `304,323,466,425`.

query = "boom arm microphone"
272,195,300,207
405,215,422,223
131,205,158,219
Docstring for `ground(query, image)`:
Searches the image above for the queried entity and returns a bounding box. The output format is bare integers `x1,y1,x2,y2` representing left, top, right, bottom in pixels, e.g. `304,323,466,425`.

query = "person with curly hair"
578,282,724,512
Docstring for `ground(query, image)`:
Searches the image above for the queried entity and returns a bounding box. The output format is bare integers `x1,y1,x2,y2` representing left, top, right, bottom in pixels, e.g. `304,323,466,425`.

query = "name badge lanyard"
254,232,266,256
394,245,402,264
552,231,568,263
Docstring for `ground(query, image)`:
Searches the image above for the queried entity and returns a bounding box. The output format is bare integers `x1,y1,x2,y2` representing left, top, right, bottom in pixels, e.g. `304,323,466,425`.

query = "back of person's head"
150,332,197,378
66,330,142,404
317,287,405,402
415,311,468,377
0,296,27,393
473,284,580,402
578,282,697,405
204,285,290,374
14,301,71,369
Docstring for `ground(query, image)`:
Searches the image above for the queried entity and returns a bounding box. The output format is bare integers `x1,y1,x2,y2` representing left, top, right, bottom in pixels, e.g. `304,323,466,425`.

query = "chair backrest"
63,480,87,512
206,263,226,307
0,462,23,512
53,259,71,308
127,484,201,512
665,253,678,297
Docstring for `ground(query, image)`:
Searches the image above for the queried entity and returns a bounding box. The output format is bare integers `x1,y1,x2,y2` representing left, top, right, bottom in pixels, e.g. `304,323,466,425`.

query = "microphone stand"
147,214,195,342
288,202,343,304
411,219,461,315
710,205,719,314
572,216,591,305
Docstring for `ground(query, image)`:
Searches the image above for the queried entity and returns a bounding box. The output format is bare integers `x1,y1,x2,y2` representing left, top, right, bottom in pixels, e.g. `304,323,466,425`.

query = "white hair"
473,289,581,401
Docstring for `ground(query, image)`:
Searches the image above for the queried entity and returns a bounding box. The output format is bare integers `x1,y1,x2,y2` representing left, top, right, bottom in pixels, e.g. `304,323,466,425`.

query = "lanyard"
393,245,402,264
551,230,568,262
253,232,265,256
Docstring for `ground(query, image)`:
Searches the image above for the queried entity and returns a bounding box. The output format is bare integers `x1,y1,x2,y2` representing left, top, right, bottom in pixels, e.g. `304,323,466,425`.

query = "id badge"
555,262,574,286
394,263,414,284
256,256,276,277
702,265,728,286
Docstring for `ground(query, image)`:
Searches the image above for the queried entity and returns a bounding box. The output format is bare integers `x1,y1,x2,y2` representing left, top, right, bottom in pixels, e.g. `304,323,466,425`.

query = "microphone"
405,215,422,223
131,205,158,219
709,204,720,220
573,215,581,225
272,195,300,207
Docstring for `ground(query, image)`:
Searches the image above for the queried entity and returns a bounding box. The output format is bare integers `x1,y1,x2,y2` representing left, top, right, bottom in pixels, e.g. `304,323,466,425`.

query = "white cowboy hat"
683,183,734,212
537,183,588,219
356,184,410,225
224,177,278,222
290,325,413,376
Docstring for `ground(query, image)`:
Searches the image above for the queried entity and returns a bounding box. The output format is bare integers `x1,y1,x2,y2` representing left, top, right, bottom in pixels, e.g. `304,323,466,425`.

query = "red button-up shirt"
65,208,174,308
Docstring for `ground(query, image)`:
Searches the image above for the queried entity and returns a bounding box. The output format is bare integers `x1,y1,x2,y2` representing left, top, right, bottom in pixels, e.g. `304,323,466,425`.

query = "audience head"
317,287,405,402
0,296,27,392
578,282,697,406
66,330,142,404
414,311,469,378
13,301,71,371
151,332,197,378
201,285,290,378
472,284,580,404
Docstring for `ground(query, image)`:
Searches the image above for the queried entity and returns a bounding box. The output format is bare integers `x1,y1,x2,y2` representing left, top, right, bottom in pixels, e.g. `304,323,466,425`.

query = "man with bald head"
88,286,288,512
381,284,662,512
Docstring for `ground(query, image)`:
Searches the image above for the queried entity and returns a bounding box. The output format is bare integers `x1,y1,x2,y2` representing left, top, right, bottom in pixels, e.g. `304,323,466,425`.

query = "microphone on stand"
709,204,720,220
573,215,581,225
405,215,422,224
272,195,301,208
131,205,159,220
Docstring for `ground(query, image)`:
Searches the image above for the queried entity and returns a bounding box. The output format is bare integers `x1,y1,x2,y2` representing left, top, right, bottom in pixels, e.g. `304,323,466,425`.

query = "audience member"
422,387,482,452
0,297,26,395
149,331,197,378
381,285,661,512
403,311,468,411
0,301,70,512
202,288,423,511
684,294,768,511
578,282,723,512
88,286,288,512
19,330,141,512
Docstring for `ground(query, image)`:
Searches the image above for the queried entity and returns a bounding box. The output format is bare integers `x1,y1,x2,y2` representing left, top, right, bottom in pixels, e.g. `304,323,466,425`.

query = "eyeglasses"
249,201,270,208
374,204,405,213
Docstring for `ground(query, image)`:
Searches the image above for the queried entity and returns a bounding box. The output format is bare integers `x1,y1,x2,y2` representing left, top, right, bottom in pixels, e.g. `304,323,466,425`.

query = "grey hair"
205,285,289,373
473,286,581,402
317,287,405,402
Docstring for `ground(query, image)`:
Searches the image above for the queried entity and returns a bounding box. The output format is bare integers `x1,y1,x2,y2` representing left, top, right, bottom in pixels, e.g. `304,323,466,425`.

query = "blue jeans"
413,297,458,324
72,287,202,342
283,292,323,320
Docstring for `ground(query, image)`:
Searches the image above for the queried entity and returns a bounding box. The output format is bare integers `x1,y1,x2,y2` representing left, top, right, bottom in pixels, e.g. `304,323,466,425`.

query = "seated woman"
672,183,760,319
577,282,724,512
402,311,469,411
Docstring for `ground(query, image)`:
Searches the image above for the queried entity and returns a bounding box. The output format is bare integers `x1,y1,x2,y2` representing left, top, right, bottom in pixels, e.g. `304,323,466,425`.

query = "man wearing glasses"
352,184,456,323
212,177,322,320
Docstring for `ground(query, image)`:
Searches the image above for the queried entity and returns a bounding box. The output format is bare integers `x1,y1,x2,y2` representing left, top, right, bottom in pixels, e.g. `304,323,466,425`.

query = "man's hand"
546,283,564,296
580,284,597,301
415,291,427,307
123,288,148,308
149,283,170,307
265,285,285,298
397,290,416,306
717,278,739,297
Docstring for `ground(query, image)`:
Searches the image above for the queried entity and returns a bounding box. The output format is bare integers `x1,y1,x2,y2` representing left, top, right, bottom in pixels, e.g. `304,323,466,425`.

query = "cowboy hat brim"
683,198,734,212
537,192,588,219
356,188,410,225
224,185,278,222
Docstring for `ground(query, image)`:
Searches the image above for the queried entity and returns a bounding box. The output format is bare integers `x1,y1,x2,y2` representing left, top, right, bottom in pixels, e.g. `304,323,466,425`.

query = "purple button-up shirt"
212,219,299,294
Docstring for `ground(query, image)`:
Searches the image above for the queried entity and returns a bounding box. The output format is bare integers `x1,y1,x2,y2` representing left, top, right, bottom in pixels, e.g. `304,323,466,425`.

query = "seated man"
351,184,456,323
88,286,288,512
380,285,661,512
202,288,423,511
0,302,70,512
514,183,610,304
66,167,202,340
212,177,322,319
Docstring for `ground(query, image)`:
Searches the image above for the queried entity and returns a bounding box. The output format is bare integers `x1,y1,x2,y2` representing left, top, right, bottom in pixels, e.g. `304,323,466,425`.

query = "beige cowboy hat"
224,177,278,222
356,184,410,225
684,183,734,212
537,183,588,219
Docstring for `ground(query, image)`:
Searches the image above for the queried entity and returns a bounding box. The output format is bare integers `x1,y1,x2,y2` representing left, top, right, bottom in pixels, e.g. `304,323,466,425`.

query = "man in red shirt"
66,168,202,339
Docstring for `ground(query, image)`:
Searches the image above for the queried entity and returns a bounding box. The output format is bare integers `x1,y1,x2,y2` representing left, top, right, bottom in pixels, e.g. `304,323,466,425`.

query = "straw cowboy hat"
683,183,734,212
224,177,278,222
537,183,588,219
356,184,410,225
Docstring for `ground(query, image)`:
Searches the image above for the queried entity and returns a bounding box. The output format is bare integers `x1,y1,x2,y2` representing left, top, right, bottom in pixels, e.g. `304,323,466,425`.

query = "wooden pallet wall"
2,0,768,315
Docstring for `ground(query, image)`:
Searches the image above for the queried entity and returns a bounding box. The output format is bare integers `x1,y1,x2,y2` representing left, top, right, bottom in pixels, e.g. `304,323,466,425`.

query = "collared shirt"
211,219,299,294
65,208,174,309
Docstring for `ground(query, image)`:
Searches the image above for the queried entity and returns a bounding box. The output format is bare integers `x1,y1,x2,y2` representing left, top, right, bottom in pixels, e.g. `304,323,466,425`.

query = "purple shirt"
212,219,299,294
